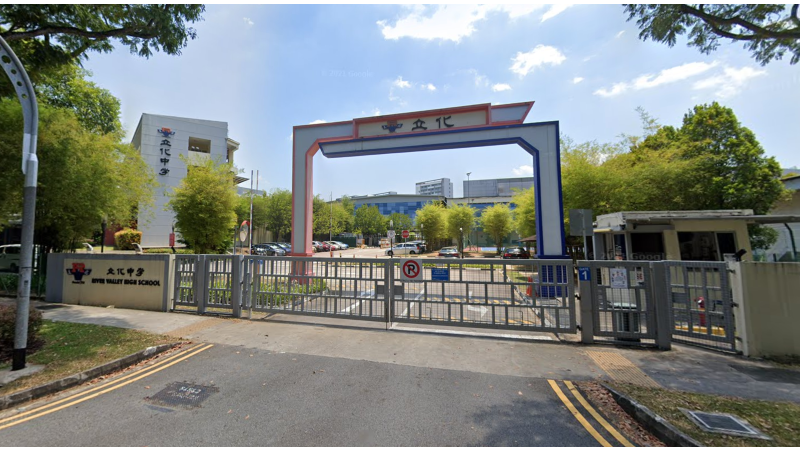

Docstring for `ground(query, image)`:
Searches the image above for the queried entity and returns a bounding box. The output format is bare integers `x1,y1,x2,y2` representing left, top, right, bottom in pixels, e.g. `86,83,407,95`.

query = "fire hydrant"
696,296,706,327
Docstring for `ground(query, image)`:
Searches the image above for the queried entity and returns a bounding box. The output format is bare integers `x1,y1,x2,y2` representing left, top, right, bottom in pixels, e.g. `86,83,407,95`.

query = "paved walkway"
29,301,800,403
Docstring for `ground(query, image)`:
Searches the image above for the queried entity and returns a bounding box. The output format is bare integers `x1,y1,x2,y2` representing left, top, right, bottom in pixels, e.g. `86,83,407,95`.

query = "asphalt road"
1,344,628,446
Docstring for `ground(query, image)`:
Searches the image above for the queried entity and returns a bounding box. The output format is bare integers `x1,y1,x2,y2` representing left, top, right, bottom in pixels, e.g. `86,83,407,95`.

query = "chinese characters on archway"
411,116,454,131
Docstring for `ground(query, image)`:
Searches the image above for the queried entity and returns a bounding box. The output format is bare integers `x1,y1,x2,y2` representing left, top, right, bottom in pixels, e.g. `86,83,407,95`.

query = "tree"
511,186,537,239
34,64,122,135
0,99,155,252
167,156,237,254
446,204,476,255
415,202,448,250
624,4,800,65
672,102,786,214
353,205,386,237
263,189,292,241
0,5,206,77
480,204,513,254
387,212,413,235
312,196,351,238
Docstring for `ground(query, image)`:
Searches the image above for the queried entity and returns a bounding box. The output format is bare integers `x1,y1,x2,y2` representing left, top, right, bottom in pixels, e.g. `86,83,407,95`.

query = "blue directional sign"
431,268,450,281
578,267,591,281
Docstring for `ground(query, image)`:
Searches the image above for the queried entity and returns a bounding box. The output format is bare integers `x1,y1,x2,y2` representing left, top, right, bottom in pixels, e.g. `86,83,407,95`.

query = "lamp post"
466,172,471,252
389,219,394,259
101,218,107,253
420,223,424,251
460,227,464,259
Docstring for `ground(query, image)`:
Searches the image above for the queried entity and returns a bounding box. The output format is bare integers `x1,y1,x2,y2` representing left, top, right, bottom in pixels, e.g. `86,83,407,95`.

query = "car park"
0,244,21,272
437,247,460,258
385,242,420,256
502,246,531,259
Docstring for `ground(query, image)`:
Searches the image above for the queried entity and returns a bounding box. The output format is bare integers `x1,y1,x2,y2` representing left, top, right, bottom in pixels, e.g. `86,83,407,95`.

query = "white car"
385,243,420,256
0,244,21,272
333,241,349,250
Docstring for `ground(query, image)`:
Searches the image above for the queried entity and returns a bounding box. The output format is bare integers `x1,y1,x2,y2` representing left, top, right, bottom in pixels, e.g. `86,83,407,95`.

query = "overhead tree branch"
680,4,800,40
1,25,158,42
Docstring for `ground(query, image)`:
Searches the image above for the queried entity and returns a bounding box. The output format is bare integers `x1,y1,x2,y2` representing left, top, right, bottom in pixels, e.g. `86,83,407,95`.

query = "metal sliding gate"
171,256,575,333
392,258,575,332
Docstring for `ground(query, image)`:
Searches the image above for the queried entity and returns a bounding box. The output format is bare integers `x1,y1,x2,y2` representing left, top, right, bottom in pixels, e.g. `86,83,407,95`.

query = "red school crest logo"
66,262,91,284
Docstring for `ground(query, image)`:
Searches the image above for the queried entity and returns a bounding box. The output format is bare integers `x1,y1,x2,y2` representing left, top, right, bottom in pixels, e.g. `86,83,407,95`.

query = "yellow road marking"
0,343,205,425
564,381,633,447
0,344,213,431
548,380,611,447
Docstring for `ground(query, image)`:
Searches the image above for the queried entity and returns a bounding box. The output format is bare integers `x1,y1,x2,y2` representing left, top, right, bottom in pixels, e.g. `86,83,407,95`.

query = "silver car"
0,244,21,272
385,243,420,256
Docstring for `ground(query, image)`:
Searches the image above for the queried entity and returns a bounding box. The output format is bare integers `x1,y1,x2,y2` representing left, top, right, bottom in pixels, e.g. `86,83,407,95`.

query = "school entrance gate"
288,102,568,259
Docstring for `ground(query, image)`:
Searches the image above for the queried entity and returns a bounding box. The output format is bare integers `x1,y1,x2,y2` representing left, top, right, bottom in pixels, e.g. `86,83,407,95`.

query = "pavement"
27,300,800,404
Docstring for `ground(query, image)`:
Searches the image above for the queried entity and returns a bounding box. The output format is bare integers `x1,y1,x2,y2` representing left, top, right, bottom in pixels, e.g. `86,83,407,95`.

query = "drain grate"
680,409,771,440
145,382,218,410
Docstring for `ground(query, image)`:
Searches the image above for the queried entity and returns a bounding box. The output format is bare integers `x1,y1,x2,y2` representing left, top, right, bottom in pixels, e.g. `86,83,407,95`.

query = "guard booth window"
630,232,665,261
678,232,736,261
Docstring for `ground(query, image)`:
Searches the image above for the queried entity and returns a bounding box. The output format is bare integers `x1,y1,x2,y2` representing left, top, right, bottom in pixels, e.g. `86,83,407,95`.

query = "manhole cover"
680,409,771,440
145,382,218,410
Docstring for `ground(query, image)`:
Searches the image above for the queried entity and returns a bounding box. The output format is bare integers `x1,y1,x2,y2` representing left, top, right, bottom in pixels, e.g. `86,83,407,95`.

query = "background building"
350,193,442,221
132,113,246,247
416,178,453,197
760,169,800,261
464,176,533,198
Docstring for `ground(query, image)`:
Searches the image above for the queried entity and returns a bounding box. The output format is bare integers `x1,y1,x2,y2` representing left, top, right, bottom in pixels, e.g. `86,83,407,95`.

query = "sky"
81,3,800,199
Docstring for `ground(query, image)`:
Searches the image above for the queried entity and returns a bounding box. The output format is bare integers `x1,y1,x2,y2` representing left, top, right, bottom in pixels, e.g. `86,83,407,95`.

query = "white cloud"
692,66,767,98
594,61,719,97
492,83,512,92
594,82,628,98
615,30,625,38
393,76,412,89
510,45,566,77
513,165,534,176
309,119,327,125
632,61,718,90
243,17,254,26
377,5,544,42
372,108,382,116
423,83,437,91
466,69,490,87
541,4,573,22
572,77,584,84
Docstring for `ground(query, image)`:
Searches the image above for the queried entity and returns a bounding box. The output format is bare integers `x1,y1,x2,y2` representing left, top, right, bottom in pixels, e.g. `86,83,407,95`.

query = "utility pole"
249,170,254,252
1,37,40,371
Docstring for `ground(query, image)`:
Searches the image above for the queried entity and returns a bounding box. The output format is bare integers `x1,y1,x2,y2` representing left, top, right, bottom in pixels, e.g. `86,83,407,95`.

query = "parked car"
409,241,427,253
502,246,531,259
0,244,20,272
252,243,286,256
385,242,420,256
277,242,292,253
333,241,349,250
312,241,323,252
438,246,460,258
323,241,340,251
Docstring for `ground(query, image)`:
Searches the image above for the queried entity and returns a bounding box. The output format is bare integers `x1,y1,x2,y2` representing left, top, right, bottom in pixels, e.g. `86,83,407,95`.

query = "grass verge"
608,381,800,446
0,320,175,396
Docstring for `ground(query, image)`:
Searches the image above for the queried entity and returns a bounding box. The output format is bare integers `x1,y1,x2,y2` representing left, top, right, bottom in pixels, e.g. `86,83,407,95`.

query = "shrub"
114,228,142,250
0,304,43,355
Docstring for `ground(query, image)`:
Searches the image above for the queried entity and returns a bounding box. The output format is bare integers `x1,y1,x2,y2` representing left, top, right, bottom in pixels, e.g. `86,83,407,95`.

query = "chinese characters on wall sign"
157,127,176,176
357,110,486,138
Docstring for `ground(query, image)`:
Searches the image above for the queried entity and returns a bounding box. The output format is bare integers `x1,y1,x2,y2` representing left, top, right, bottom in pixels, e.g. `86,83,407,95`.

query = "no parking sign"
400,259,421,281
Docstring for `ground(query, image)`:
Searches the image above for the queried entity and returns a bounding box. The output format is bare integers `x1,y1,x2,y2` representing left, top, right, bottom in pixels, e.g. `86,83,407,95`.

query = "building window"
678,231,737,261
188,137,211,154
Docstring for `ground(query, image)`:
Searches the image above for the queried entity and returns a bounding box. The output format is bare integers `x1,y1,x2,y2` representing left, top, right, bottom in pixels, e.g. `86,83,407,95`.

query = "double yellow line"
548,379,633,447
0,343,213,431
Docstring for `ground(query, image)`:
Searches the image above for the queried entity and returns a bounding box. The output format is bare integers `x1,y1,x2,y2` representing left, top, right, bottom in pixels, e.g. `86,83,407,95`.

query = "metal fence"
245,256,388,322
393,259,575,332
665,261,736,351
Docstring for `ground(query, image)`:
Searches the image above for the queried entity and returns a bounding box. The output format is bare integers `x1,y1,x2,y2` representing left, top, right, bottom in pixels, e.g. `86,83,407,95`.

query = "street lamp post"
420,223,424,251
1,36,40,371
466,172,471,252
389,219,394,259
460,227,464,259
